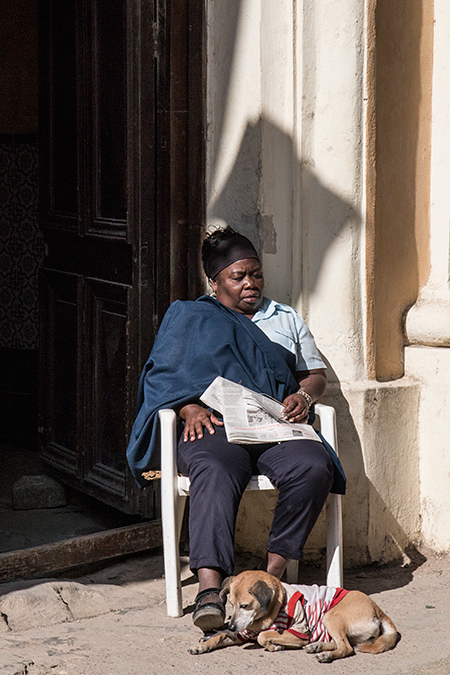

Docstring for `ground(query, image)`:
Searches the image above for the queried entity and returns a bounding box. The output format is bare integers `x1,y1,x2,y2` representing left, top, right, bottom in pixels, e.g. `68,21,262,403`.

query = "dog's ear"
220,576,235,602
248,580,275,614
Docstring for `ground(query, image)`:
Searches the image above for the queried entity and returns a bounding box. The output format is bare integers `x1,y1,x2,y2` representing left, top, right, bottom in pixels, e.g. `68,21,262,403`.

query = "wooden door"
38,0,204,516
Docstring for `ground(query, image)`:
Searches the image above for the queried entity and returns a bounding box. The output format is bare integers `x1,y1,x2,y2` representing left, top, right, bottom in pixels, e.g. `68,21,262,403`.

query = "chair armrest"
159,408,178,498
314,403,338,454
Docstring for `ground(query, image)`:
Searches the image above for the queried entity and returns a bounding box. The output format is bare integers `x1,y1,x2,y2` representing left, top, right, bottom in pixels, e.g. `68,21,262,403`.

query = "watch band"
297,389,313,409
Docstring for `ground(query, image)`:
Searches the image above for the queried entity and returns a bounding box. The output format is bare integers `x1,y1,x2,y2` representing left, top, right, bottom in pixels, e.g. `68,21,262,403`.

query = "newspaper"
200,376,320,444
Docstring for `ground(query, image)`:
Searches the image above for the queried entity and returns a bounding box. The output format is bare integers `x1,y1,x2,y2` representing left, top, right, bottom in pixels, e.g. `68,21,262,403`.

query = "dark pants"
177,426,334,578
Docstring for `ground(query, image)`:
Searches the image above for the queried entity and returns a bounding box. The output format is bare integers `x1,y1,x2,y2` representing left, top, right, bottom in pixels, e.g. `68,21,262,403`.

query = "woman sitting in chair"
127,226,345,633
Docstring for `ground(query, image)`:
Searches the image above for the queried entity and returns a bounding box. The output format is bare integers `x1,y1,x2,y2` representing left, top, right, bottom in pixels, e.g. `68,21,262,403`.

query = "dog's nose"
228,622,236,632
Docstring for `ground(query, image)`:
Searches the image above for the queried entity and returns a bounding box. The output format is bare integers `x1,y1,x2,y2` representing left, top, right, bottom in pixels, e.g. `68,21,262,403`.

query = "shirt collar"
252,297,280,320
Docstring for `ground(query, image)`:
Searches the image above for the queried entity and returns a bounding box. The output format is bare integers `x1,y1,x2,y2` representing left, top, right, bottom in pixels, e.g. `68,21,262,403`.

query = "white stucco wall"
297,0,366,384
205,0,445,566
405,0,450,554
206,0,263,258
206,0,366,381
405,348,450,552
405,0,450,349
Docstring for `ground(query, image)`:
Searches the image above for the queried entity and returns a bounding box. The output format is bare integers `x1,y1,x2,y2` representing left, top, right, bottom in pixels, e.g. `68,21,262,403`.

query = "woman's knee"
259,441,334,488
299,448,334,496
303,443,334,480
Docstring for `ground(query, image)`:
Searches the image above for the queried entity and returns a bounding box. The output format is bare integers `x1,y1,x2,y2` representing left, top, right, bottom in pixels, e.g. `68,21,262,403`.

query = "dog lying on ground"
189,570,399,662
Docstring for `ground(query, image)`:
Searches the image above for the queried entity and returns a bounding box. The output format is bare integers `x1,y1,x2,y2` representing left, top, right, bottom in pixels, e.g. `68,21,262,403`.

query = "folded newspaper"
200,376,320,444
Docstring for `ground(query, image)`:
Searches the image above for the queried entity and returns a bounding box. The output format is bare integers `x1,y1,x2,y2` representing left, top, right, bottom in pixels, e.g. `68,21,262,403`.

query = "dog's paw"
264,643,285,652
305,643,323,653
188,631,238,654
315,652,333,663
188,643,210,655
189,632,222,654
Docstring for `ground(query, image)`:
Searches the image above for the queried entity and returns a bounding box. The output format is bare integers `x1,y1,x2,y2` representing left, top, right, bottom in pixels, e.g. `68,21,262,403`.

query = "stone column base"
405,345,450,552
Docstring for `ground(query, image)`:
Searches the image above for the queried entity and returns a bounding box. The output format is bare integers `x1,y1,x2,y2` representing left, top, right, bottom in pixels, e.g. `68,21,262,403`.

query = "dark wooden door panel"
39,0,204,515
39,0,158,514
40,270,78,476
81,278,130,504
40,0,78,226
93,0,127,226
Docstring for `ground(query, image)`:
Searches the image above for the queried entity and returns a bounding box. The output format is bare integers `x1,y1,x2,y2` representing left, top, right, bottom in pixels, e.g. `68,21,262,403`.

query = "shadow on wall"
208,116,358,301
207,0,428,383
210,116,424,569
209,117,362,559
206,31,426,562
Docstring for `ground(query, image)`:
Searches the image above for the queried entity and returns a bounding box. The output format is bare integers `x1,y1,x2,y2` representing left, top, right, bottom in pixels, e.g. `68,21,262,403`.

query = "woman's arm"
281,368,327,423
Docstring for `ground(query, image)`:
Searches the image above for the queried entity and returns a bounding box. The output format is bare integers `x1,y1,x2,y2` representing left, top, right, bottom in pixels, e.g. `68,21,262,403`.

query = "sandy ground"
0,549,449,675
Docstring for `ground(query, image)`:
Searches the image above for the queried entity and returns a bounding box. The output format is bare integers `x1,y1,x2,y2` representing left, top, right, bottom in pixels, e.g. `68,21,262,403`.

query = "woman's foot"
192,587,226,632
193,568,225,632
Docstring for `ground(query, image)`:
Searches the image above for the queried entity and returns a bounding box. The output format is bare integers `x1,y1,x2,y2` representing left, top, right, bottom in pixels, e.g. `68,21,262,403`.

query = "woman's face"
210,258,264,316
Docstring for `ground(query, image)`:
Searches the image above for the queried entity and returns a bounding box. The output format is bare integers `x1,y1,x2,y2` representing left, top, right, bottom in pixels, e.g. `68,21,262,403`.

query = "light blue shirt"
252,297,326,371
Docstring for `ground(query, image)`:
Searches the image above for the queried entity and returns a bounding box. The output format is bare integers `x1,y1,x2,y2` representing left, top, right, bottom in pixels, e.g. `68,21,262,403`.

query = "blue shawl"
126,295,346,493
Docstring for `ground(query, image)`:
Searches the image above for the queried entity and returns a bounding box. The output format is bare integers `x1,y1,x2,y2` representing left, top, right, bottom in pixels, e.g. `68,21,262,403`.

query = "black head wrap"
203,230,259,280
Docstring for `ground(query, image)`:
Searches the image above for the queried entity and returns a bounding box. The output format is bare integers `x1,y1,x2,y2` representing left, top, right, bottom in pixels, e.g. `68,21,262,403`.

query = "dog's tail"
357,609,400,654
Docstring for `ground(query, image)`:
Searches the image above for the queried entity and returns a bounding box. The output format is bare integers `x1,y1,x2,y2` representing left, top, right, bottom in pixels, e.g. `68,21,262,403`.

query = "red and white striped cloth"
238,583,348,644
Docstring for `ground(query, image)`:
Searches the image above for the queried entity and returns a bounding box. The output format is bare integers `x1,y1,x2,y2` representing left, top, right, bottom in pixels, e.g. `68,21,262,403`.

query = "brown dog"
188,570,399,662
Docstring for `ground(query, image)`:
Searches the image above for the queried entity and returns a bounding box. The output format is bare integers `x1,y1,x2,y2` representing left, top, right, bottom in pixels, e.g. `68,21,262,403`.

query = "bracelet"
297,389,313,410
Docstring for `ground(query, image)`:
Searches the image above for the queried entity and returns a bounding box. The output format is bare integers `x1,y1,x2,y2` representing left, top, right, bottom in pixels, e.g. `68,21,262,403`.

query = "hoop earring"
208,278,217,297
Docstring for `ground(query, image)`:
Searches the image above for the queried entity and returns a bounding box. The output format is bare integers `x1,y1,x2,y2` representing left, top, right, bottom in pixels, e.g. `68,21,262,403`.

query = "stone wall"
206,0,445,565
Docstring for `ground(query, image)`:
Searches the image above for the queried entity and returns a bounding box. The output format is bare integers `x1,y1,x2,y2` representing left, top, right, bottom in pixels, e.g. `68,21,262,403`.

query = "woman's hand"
178,403,224,442
282,368,327,423
281,392,310,422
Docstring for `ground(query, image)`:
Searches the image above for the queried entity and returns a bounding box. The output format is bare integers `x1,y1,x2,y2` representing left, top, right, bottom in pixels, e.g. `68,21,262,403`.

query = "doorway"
0,0,204,561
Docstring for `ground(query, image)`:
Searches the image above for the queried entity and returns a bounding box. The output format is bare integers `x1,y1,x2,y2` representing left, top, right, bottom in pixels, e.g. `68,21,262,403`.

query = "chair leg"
160,409,184,617
315,404,344,588
286,496,343,588
285,559,299,584
176,494,187,545
326,493,343,587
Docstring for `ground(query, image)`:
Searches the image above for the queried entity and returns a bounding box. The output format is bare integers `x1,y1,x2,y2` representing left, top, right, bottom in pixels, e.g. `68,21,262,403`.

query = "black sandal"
192,587,226,632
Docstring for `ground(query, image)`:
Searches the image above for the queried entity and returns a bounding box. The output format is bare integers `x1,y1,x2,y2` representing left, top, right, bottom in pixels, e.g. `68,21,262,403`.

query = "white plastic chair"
159,402,343,617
